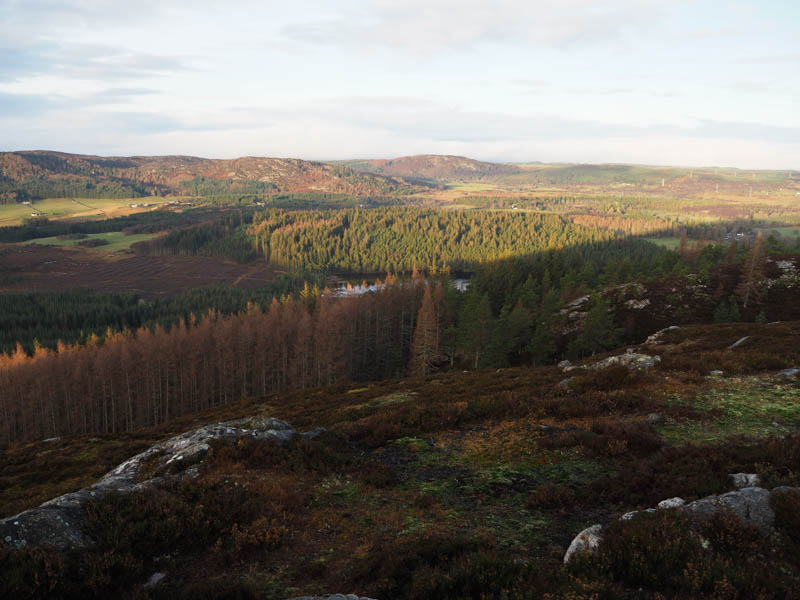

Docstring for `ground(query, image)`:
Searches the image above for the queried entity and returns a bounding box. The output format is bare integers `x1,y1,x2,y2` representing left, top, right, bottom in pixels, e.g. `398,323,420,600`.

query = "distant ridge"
332,154,521,181
0,150,416,201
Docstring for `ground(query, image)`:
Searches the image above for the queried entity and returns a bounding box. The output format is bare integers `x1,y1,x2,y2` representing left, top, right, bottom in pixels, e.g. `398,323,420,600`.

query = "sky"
0,0,798,168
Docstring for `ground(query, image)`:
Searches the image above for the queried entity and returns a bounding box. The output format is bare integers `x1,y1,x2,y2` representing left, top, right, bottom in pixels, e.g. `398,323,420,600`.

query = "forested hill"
0,151,417,202
332,155,521,181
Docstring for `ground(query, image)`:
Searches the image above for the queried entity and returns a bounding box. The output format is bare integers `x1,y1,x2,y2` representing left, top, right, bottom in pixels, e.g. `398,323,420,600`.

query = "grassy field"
445,182,503,192
26,231,160,252
659,376,800,445
756,226,800,238
0,197,170,226
642,236,681,249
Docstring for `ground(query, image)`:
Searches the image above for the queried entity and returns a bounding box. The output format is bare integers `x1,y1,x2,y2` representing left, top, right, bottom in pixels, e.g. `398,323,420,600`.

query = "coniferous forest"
3,0,800,593
1,154,800,599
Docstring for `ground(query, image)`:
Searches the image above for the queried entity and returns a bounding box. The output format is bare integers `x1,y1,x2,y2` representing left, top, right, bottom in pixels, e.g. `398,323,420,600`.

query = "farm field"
0,197,171,226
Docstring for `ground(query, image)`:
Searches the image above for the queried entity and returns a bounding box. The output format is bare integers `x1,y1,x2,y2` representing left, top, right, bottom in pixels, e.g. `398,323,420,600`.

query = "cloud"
254,96,799,146
737,53,800,64
0,43,194,86
0,92,64,117
689,118,800,145
280,0,667,54
0,88,161,118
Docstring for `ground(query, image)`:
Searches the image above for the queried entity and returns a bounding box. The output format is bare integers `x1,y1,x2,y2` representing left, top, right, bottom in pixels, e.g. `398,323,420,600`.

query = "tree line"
0,281,427,443
2,229,794,443
133,207,621,272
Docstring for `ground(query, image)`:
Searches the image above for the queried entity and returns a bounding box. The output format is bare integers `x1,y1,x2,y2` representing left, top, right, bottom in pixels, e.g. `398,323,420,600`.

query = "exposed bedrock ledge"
0,417,311,551
564,484,797,564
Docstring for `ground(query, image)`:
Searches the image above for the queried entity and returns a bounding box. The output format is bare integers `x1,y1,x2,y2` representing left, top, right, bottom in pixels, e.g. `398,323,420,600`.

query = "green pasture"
25,231,160,253
0,197,168,226
756,226,800,238
642,236,681,249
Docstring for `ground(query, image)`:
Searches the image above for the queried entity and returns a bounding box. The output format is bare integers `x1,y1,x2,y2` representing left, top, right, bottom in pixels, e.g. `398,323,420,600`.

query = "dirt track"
0,245,277,297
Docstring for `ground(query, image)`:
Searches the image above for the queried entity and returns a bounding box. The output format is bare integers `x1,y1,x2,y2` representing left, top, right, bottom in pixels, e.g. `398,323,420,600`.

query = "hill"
0,321,798,598
0,151,417,202
334,154,521,182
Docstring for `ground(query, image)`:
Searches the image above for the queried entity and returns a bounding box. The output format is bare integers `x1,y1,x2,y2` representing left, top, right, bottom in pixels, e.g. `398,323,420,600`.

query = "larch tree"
410,285,442,376
735,232,767,308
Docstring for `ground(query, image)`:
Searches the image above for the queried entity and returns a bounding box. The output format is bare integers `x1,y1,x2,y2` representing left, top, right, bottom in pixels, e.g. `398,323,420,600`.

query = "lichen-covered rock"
625,298,651,310
568,486,798,564
588,352,661,371
563,524,603,564
0,417,297,550
558,377,576,390
729,473,761,489
644,325,680,345
682,487,774,535
657,497,686,510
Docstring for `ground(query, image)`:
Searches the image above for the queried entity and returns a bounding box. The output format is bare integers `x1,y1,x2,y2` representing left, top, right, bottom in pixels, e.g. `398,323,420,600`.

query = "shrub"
577,509,783,597
526,482,576,510
772,487,800,559
231,516,286,553
568,364,643,393
538,419,662,458
76,238,110,247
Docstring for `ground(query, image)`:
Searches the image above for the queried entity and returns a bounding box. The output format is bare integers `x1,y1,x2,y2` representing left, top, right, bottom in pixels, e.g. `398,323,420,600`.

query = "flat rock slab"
0,417,297,550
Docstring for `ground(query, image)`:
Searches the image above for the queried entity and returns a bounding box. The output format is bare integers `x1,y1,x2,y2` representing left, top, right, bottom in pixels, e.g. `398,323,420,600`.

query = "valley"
1,151,799,599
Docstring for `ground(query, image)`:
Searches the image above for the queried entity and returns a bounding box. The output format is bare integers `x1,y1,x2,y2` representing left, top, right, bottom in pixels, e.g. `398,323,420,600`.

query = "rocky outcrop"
590,352,661,370
682,487,774,535
564,484,795,563
625,298,651,310
0,417,299,550
643,325,680,345
730,473,760,489
657,497,686,510
558,351,661,375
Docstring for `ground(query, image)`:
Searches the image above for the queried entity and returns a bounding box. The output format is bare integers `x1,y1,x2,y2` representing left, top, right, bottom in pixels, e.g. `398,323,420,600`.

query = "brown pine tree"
735,232,767,308
410,285,442,376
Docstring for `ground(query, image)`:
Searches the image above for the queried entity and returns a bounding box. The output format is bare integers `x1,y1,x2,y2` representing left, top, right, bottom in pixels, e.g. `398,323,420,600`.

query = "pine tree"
410,286,441,376
713,300,730,323
529,288,560,365
735,232,767,308
567,295,621,358
728,296,741,322
457,291,494,369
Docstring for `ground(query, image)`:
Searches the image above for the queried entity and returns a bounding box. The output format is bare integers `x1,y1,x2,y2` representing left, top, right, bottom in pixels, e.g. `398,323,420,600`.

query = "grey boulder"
682,487,774,535
563,524,603,564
